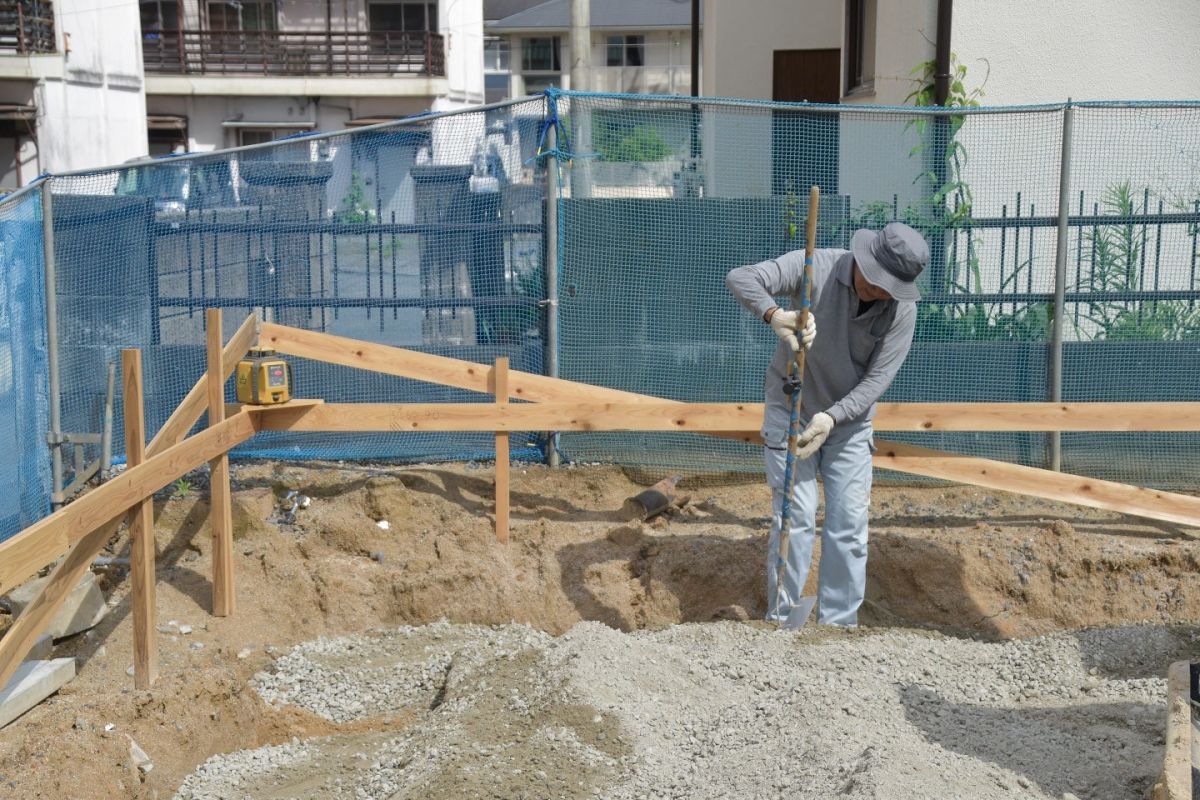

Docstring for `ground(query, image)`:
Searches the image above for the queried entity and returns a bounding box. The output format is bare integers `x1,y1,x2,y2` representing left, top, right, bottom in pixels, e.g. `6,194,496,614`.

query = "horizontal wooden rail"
874,402,1200,432
249,400,1200,434
874,439,1200,528
249,402,764,433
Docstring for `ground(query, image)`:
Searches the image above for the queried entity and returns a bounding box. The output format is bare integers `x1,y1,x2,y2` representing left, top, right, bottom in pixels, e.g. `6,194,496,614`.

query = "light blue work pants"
763,404,874,627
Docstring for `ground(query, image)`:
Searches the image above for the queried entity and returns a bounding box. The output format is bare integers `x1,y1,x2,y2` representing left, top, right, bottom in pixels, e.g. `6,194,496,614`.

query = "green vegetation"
905,52,988,227
1076,182,1200,341
336,171,376,224
595,123,673,163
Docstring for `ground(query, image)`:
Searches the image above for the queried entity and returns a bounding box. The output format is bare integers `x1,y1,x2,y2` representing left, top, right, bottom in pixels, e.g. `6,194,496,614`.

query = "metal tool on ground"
236,348,293,405
774,185,819,631
623,474,682,521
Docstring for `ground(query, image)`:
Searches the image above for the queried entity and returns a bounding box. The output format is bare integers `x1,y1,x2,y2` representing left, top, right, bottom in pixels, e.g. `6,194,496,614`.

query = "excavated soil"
0,461,1197,799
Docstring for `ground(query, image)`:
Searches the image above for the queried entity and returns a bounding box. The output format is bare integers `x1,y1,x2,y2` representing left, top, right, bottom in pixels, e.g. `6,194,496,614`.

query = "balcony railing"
0,0,55,54
143,29,445,76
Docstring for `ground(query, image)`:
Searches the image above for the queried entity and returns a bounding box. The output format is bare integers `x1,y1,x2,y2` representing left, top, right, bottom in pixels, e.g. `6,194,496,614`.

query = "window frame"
484,35,511,72
605,34,644,68
521,36,560,73
844,0,875,95
206,0,277,31
367,0,437,33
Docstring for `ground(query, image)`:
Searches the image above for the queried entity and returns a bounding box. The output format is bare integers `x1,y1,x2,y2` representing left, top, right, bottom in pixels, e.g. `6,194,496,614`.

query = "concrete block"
24,634,52,662
4,570,109,641
0,658,76,728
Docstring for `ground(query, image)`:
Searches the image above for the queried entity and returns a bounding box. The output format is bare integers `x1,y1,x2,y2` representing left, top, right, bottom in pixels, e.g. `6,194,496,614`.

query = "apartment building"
484,0,699,101
140,0,482,153
0,0,147,189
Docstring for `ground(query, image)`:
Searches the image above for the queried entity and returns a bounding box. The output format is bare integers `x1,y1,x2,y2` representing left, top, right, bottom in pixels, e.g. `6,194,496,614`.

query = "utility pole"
569,0,591,197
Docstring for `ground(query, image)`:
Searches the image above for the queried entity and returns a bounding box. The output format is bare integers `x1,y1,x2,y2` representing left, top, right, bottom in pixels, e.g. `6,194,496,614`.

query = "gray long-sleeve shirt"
726,248,916,424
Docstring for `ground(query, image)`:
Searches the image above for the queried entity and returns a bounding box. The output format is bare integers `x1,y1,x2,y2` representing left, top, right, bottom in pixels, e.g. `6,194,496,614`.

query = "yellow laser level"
236,348,292,405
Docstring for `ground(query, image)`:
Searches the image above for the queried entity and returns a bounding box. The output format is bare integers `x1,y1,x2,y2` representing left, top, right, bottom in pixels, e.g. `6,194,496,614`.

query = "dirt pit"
1,461,1198,799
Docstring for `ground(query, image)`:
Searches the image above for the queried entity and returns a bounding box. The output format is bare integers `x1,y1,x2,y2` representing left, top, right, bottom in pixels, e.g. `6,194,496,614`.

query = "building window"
484,36,511,71
521,37,560,72
368,1,437,32
485,73,510,103
844,0,876,94
140,0,179,33
606,35,644,67
207,0,276,31
239,129,284,146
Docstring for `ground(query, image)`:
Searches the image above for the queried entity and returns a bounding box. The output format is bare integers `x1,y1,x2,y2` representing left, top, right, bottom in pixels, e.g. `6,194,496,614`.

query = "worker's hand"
792,412,834,459
768,309,816,353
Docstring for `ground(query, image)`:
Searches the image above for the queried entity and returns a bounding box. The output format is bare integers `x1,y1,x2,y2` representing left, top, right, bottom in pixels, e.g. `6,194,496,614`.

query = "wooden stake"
493,357,510,544
207,308,235,617
0,343,259,690
148,312,256,455
122,349,157,689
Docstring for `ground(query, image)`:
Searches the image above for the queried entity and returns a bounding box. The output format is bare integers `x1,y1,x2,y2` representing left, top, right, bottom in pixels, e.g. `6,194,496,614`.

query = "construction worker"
726,222,929,626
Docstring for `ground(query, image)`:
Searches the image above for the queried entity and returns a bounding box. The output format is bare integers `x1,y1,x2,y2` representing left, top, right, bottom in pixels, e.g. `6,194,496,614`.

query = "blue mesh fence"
0,187,51,541
1,91,1198,543
552,92,1200,484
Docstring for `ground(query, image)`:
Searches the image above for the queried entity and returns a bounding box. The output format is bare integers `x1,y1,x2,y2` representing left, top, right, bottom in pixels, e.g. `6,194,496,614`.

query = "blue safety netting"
0,91,1198,543
0,188,51,540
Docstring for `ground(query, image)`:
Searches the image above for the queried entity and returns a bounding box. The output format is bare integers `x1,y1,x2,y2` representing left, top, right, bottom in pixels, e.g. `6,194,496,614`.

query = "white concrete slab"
4,570,108,640
0,658,76,729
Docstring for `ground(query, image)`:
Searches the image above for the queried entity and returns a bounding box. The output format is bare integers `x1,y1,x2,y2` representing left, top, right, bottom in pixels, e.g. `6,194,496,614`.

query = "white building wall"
698,0,839,197
852,0,935,106
36,0,147,171
952,0,1200,104
701,0,840,101
433,0,484,110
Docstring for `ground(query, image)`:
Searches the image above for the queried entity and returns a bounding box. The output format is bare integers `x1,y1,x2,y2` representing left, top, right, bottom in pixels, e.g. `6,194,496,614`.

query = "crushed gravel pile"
253,621,553,723
175,621,1176,800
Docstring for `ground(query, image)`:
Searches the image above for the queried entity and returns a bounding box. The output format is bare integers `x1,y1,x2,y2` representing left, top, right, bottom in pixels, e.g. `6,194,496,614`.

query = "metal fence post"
1048,101,1074,472
544,122,561,467
41,179,64,507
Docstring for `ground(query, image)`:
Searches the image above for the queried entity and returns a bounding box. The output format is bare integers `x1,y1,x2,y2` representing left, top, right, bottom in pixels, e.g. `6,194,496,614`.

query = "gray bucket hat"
850,222,929,301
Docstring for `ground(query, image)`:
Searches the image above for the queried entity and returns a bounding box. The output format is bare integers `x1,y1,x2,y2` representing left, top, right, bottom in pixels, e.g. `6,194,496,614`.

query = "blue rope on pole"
773,252,812,620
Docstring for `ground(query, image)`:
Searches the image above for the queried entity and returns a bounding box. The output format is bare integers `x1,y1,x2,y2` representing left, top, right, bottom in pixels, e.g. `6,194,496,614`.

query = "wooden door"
772,48,840,198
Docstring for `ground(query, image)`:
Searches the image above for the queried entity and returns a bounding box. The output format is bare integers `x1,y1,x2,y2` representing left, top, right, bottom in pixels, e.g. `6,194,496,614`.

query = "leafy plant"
1075,182,1200,341
479,264,545,344
172,477,192,499
594,122,673,163
904,53,988,227
336,171,376,224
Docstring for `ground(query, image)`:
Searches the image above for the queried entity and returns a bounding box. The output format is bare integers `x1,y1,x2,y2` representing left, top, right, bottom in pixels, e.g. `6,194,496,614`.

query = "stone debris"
127,736,153,773
173,621,1167,800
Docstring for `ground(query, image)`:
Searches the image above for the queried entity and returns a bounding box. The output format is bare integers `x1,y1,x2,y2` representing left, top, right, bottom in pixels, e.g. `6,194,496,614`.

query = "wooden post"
207,309,235,616
122,349,157,689
493,357,509,544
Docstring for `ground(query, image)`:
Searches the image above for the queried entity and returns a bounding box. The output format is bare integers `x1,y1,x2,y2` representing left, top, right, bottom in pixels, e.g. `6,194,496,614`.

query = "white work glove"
768,309,817,353
792,412,834,459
